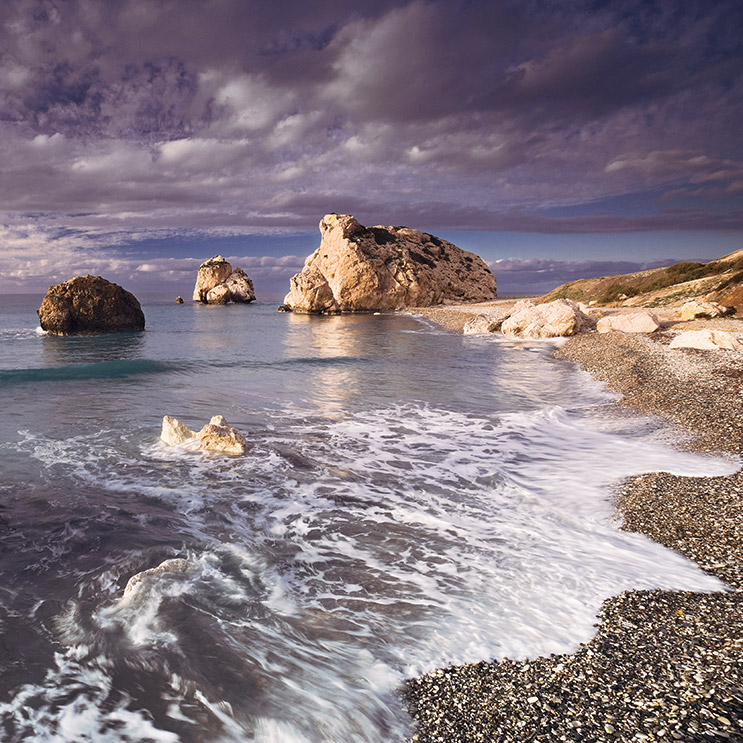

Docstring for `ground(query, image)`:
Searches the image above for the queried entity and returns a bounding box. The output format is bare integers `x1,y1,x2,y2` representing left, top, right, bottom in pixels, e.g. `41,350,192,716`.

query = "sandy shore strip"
404,316,743,741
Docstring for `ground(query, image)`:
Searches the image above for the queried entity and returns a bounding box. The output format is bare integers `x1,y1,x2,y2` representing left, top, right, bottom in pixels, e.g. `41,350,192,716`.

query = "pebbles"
405,329,743,743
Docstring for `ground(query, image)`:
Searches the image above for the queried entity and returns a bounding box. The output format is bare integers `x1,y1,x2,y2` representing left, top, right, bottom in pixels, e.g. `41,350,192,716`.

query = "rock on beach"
669,328,743,351
500,298,594,338
596,311,660,334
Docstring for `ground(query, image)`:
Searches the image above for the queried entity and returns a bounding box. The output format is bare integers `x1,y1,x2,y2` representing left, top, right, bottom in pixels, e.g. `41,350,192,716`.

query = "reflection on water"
41,330,146,366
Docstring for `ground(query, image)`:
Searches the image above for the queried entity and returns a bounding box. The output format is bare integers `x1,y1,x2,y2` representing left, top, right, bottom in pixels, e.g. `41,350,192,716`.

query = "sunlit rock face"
669,329,743,351
500,299,594,338
596,312,660,334
37,275,145,335
282,214,497,313
193,256,256,304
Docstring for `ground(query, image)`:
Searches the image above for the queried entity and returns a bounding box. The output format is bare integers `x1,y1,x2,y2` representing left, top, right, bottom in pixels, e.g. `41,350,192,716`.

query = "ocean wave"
0,359,180,385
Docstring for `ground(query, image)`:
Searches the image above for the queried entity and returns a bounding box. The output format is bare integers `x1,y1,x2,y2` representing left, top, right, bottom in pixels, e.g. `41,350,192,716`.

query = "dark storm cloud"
0,0,741,288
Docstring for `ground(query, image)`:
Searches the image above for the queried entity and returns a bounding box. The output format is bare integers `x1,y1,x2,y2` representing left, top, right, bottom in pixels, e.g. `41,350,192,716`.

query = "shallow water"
0,294,736,742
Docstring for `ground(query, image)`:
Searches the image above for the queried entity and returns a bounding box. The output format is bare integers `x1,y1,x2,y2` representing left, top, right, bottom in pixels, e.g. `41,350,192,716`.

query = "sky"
1,0,742,296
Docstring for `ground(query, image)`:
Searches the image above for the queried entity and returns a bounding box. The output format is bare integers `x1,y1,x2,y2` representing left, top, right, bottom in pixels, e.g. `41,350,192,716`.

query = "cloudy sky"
1,0,741,296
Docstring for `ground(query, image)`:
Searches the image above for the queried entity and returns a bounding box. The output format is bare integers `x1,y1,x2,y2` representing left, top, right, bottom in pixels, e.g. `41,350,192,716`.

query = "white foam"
7,368,738,742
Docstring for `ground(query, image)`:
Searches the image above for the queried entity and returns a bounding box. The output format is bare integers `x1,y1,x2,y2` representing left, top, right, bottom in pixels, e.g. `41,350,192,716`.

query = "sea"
0,292,736,743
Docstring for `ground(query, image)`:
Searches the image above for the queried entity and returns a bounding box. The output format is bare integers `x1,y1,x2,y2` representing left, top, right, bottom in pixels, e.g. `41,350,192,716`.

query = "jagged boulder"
500,299,594,338
680,300,730,321
596,312,660,334
37,275,145,336
193,256,255,304
282,214,497,313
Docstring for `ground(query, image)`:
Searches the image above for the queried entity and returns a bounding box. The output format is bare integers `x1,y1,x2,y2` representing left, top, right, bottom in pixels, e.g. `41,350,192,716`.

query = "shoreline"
404,310,743,741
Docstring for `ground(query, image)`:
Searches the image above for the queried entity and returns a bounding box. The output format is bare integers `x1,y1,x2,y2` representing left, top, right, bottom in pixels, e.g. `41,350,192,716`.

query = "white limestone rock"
160,415,196,445
680,300,729,321
463,312,508,335
596,312,660,334
500,299,594,338
669,329,743,351
282,214,497,313
197,417,248,456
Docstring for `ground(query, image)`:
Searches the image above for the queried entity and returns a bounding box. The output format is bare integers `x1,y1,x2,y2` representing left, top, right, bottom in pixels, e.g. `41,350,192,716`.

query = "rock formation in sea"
193,256,256,304
160,414,247,455
500,299,594,338
281,214,497,313
37,275,145,335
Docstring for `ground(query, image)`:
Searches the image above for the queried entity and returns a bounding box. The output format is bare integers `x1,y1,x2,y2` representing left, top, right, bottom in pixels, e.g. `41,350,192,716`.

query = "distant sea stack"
193,256,255,304
37,275,145,335
281,214,497,314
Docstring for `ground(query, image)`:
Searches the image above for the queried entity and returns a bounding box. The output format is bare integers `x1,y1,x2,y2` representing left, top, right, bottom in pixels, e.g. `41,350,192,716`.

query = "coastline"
404,310,743,741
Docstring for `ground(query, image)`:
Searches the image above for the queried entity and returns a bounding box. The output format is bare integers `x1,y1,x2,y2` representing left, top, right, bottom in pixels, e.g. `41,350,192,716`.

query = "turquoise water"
0,294,734,742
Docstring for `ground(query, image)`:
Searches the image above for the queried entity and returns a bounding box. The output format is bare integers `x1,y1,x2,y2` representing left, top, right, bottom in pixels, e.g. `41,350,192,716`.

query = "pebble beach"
404,310,743,742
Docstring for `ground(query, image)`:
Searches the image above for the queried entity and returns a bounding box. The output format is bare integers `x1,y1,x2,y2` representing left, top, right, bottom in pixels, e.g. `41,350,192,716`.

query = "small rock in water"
175,296,184,304
160,414,247,455
160,415,196,445
198,419,247,456
124,557,191,596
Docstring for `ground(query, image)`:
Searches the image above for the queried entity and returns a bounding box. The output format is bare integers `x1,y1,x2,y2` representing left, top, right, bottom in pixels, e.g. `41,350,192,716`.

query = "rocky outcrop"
37,275,145,336
193,256,255,304
596,312,660,334
160,414,247,455
669,330,743,351
500,299,594,338
282,214,497,313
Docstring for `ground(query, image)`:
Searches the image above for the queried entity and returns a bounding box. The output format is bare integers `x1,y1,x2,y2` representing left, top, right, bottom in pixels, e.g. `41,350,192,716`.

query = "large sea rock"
282,214,497,313
193,256,255,304
37,275,145,336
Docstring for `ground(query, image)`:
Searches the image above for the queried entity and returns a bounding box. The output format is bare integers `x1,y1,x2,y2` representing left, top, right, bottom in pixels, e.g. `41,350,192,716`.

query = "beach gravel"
405,324,743,743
